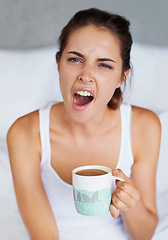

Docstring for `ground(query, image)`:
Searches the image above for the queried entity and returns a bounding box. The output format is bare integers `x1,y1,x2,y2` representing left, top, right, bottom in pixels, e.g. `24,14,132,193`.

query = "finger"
116,181,140,201
114,188,136,209
112,169,131,183
112,193,127,211
109,204,120,218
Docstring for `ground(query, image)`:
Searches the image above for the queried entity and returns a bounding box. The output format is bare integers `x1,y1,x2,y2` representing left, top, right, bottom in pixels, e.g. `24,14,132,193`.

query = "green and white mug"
72,165,124,216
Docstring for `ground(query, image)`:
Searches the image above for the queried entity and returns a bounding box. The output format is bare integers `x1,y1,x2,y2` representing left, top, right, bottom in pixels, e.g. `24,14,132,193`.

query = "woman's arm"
110,108,161,240
7,113,59,240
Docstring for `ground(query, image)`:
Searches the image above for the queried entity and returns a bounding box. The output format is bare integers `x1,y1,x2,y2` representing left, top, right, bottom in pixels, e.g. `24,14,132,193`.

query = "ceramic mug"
72,165,124,216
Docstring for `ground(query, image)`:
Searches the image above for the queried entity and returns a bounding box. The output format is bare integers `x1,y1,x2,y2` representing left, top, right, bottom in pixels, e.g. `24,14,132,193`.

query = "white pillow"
124,43,168,113
0,47,62,137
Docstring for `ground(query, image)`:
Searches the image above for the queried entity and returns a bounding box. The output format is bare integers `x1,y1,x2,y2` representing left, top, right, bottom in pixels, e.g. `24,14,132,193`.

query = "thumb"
112,169,130,182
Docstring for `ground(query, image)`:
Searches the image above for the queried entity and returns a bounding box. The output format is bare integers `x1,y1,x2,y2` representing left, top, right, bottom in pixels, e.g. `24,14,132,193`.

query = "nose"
78,65,94,83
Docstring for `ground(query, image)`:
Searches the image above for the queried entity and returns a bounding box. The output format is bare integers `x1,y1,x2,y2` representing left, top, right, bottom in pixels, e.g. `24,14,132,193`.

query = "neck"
61,103,117,138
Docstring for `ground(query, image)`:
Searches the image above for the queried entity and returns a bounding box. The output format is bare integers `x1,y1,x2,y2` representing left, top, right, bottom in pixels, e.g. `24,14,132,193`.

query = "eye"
99,63,112,69
68,57,82,63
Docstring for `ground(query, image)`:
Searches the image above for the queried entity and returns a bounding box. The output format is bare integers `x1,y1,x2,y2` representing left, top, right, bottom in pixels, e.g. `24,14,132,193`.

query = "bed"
0,1,168,239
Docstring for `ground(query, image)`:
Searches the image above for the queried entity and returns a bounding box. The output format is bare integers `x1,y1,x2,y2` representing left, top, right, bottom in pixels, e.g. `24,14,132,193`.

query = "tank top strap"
116,102,134,177
39,102,55,166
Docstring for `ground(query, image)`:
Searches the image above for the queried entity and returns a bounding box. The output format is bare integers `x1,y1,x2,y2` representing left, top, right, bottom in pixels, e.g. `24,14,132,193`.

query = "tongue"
74,93,93,106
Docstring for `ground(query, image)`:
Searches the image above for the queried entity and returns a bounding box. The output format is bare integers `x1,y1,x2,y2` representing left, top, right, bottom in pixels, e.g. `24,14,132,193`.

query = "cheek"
59,69,76,100
104,87,116,103
95,85,115,108
59,71,68,96
99,76,120,99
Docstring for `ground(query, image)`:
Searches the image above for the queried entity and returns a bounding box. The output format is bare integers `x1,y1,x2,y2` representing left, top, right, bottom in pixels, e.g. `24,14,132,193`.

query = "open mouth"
73,90,94,106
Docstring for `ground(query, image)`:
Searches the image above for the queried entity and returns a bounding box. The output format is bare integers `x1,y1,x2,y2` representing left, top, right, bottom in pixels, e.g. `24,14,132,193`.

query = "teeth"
76,91,92,97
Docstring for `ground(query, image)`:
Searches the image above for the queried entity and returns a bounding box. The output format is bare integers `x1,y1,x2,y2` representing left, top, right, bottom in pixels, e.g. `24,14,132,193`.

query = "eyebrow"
67,51,84,58
97,58,116,63
67,51,116,63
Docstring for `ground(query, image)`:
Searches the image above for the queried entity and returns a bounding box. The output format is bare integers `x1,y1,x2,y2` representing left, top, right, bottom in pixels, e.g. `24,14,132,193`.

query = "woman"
7,8,161,240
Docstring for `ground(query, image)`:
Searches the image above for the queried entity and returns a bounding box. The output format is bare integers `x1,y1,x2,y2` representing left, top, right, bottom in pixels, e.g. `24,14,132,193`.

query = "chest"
50,131,121,185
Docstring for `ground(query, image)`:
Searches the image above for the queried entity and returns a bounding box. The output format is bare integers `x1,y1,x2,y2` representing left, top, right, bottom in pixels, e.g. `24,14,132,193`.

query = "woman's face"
57,25,127,123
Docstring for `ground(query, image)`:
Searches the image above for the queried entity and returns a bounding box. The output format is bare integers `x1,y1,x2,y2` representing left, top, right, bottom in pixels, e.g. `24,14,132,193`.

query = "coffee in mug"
75,169,108,176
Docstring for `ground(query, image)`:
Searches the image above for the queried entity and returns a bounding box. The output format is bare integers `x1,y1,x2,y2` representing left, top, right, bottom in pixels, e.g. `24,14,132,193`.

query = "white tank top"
39,102,134,240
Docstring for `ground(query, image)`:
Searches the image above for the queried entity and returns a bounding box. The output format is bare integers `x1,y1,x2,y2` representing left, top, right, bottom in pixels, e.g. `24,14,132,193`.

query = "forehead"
64,25,121,57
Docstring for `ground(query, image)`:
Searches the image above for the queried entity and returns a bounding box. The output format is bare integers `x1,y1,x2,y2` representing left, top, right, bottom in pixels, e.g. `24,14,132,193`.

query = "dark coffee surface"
75,169,108,176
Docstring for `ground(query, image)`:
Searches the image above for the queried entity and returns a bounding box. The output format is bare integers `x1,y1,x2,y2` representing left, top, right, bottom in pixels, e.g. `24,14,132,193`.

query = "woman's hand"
110,169,140,218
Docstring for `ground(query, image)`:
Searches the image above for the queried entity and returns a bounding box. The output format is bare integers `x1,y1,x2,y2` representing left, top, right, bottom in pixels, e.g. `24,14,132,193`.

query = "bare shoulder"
7,110,40,158
132,105,161,136
7,111,39,140
131,106,161,160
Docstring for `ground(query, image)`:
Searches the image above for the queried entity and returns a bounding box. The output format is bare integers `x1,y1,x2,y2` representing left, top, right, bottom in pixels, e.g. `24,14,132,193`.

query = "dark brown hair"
57,8,133,109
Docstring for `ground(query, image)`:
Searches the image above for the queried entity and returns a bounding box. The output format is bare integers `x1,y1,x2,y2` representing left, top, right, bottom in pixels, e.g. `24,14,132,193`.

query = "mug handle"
111,175,125,182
